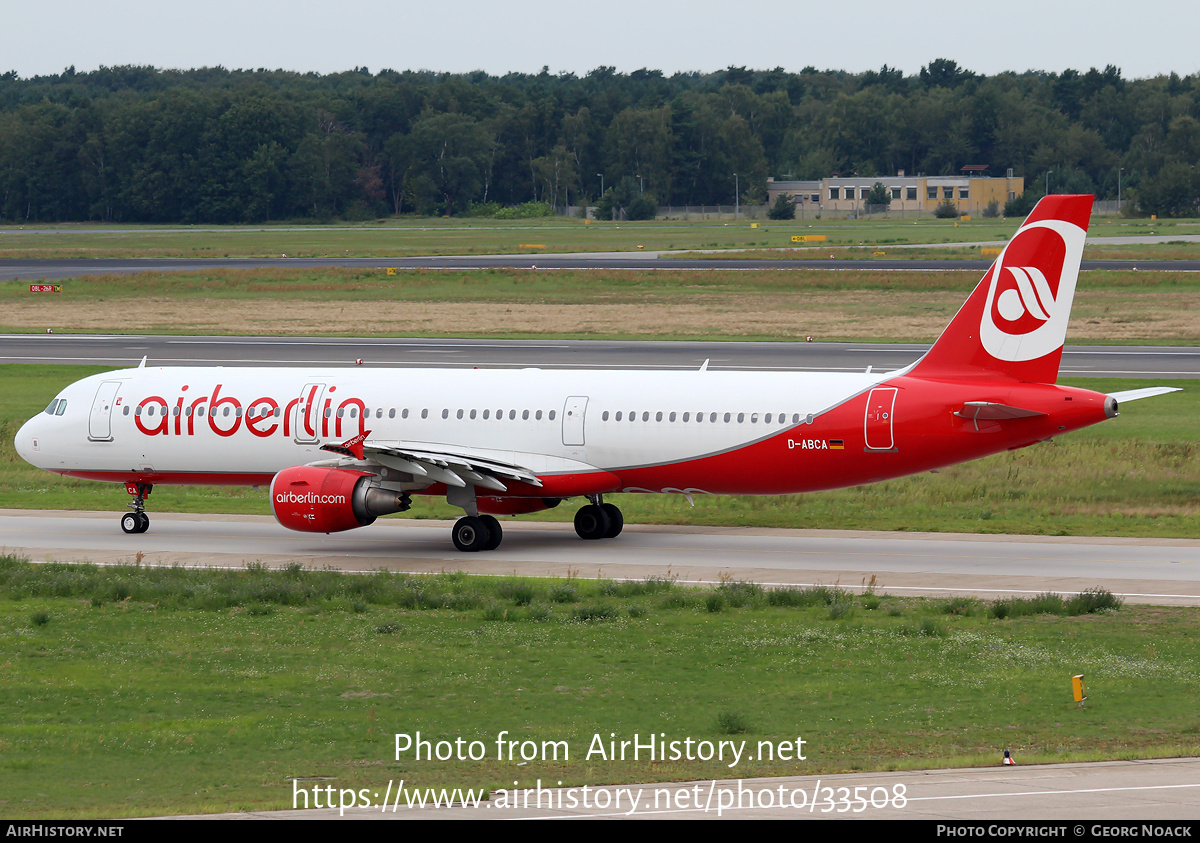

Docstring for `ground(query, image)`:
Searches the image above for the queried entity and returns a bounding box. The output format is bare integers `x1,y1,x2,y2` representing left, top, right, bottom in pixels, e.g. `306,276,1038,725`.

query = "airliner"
13,195,1178,552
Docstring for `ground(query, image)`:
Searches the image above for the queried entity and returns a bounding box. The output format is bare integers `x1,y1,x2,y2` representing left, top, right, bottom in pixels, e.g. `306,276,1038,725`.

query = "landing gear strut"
121,482,153,534
448,483,506,551
574,495,623,540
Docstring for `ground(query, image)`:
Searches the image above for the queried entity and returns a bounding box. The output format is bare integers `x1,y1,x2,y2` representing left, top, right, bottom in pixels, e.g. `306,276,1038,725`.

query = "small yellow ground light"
1072,674,1087,708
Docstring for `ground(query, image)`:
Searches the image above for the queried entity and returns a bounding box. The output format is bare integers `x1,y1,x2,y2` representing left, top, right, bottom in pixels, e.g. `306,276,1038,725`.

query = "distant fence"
560,205,770,220
558,201,1129,221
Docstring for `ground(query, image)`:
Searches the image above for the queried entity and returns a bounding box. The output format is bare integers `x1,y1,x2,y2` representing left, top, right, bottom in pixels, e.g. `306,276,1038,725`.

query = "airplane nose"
14,416,42,466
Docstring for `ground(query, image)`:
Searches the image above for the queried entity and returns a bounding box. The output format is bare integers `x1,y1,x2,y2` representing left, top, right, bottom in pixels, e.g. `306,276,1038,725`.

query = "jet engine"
270,465,410,533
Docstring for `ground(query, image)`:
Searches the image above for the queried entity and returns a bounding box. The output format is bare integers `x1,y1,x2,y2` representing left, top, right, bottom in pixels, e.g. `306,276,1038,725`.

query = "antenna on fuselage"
699,359,709,371
138,356,147,369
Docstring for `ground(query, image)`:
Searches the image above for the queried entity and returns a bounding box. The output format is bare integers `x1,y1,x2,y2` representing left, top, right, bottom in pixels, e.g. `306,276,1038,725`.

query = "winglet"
321,430,371,461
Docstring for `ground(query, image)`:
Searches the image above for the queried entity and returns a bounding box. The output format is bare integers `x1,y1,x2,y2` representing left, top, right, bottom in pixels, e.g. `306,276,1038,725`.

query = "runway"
4,511,1198,606
2,334,1197,378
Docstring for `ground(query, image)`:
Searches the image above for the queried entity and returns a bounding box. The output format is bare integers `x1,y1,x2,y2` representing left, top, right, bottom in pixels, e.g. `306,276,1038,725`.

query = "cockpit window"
55,400,67,415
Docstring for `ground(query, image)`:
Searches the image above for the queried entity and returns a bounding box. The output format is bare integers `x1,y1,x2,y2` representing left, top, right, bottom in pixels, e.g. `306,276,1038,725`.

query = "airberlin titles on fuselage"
129,383,366,440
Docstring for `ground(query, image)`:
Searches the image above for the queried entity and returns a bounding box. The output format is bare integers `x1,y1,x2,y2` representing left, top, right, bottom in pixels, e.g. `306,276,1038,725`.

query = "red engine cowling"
271,466,409,533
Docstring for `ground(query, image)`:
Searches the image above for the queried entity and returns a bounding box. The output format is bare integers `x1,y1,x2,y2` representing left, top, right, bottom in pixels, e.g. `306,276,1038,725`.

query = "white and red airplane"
14,195,1178,551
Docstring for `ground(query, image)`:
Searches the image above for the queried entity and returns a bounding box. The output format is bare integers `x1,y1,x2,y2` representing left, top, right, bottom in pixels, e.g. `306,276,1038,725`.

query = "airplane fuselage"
17,364,1112,498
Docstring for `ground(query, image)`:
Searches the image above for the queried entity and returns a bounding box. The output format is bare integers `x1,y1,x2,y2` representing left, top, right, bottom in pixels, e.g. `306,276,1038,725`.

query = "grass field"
1,365,1194,537
4,267,1199,343
2,557,1196,818
1,214,1198,259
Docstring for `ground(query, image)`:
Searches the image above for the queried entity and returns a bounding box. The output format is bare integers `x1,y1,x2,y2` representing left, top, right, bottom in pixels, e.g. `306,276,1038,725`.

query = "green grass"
1,214,1197,260
5,266,1198,344
6,265,1199,300
2,557,1195,818
1,366,1194,536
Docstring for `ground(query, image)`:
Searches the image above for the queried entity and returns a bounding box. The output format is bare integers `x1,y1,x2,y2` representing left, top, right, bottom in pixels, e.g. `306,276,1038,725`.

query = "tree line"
1,60,1198,223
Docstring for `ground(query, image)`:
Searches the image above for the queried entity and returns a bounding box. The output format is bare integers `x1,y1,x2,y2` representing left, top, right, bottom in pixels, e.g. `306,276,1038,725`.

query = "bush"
571,604,618,622
719,580,764,608
493,201,554,220
768,193,796,220
1066,588,1122,615
625,194,658,221
550,583,578,604
982,200,1000,218
768,585,842,607
942,597,980,616
497,579,536,606
828,595,855,620
934,201,960,219
526,603,554,622
1004,191,1037,218
716,711,751,734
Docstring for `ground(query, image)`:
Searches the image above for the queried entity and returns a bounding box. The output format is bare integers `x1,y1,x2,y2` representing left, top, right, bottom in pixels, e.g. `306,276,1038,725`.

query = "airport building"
767,168,1024,217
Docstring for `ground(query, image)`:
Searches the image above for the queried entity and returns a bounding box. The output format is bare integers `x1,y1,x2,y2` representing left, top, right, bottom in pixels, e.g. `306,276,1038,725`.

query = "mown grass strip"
3,554,1197,818
1,215,1195,260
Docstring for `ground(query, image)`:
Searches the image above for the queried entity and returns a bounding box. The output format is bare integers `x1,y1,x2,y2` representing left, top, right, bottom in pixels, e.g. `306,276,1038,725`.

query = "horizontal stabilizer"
1107,387,1181,404
954,401,1047,421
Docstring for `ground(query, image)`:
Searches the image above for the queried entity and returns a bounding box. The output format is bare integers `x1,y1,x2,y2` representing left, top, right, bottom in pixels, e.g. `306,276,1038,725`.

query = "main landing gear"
451,514,504,553
448,492,624,552
121,482,153,534
574,496,623,540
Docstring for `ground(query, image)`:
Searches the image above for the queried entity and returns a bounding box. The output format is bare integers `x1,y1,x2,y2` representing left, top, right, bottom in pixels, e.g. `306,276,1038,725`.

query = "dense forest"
1,60,1199,222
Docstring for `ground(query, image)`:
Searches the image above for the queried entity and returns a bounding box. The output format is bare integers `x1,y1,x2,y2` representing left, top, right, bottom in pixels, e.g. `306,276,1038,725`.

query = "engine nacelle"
271,466,410,533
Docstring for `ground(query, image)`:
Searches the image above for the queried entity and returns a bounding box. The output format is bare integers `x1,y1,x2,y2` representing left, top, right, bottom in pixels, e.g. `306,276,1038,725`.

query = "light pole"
1118,167,1124,212
1045,170,1052,196
597,173,604,198
734,173,739,220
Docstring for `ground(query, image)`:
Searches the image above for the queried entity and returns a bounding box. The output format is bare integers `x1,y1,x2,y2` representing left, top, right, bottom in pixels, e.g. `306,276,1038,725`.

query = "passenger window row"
601,410,807,424
121,404,561,421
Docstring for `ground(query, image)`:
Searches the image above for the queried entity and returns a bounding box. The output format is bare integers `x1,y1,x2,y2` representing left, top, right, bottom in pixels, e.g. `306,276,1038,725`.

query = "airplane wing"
320,436,542,492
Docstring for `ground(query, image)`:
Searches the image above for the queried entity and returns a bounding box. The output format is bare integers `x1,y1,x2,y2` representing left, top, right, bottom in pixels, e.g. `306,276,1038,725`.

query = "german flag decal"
828,439,845,450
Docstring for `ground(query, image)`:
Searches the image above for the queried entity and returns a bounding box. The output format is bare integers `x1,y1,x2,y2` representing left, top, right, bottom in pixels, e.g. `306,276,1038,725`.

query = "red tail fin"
911,194,1093,383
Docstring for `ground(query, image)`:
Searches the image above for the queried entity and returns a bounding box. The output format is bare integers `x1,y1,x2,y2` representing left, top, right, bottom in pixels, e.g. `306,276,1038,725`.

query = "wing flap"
320,437,543,491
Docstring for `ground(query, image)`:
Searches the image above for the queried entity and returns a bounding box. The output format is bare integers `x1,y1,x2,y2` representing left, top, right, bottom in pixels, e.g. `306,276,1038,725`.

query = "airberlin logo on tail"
980,218,1086,362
